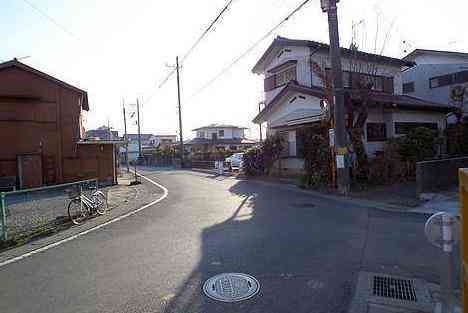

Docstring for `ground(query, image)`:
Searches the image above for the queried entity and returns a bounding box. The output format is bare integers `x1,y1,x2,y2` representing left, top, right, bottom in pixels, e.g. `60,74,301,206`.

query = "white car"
225,153,244,170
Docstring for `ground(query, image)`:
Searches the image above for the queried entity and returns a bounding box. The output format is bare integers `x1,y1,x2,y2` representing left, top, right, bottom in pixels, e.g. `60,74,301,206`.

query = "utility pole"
122,99,129,172
136,98,142,160
258,101,264,142
176,56,185,167
107,118,111,140
322,0,350,195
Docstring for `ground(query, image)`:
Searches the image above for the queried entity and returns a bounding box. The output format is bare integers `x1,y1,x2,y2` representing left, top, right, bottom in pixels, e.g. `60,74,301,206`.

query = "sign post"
425,212,460,313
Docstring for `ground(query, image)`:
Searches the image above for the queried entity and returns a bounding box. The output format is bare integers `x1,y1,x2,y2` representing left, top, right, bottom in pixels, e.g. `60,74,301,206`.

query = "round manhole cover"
203,273,260,302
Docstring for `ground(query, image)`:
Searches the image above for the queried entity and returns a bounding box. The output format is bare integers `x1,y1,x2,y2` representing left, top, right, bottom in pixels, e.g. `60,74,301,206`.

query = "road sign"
425,212,460,250
329,129,335,147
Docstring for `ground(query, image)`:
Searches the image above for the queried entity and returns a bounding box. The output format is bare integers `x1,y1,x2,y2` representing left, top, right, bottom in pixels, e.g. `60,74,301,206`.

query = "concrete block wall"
416,156,468,194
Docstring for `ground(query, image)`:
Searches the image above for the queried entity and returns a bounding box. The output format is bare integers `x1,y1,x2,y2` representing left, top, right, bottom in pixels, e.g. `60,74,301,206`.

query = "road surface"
0,169,443,313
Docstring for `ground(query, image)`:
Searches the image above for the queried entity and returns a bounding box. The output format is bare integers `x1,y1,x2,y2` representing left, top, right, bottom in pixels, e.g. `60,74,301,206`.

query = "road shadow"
159,179,368,313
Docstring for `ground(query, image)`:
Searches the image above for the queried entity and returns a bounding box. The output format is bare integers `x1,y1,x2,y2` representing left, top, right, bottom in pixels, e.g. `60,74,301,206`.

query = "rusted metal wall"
0,66,93,187
63,144,116,185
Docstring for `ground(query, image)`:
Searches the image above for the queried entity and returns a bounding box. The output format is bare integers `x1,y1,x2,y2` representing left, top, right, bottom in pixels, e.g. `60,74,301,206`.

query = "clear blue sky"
2,0,467,139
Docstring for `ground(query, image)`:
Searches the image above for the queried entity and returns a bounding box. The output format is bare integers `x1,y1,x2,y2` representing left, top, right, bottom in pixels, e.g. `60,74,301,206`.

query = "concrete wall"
271,158,305,176
416,157,468,194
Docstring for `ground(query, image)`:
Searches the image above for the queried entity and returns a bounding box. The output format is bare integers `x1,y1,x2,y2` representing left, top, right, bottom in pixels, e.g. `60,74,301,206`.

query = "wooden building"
0,59,118,189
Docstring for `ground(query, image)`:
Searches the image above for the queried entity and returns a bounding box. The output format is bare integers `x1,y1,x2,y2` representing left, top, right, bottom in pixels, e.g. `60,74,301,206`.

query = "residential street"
0,169,446,313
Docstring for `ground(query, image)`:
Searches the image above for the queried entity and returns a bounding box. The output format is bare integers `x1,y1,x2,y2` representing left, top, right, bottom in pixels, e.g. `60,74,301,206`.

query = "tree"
310,22,397,181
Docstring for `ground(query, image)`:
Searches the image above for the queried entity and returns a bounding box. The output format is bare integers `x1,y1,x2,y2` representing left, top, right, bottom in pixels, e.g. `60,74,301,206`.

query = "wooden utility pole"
258,101,263,142
322,0,350,195
122,99,129,172
176,56,185,167
136,98,142,159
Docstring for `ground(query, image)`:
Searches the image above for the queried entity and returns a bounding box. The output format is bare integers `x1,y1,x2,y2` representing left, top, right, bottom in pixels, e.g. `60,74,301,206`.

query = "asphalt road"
0,169,445,313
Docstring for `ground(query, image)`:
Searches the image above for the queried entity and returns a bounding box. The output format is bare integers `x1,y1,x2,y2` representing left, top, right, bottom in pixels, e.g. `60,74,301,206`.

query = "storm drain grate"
372,275,417,302
203,273,260,302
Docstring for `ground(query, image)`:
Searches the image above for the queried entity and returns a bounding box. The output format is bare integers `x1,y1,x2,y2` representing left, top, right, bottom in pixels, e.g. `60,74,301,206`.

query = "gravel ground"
0,174,164,251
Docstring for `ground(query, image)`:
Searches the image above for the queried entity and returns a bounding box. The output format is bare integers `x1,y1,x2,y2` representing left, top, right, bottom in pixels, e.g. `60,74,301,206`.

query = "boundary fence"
0,178,98,242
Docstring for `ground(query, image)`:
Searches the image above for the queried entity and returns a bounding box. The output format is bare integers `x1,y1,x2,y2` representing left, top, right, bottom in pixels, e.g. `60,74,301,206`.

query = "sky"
2,0,467,139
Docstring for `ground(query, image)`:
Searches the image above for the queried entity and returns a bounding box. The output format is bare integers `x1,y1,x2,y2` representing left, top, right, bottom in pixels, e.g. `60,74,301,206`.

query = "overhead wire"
21,0,80,40
155,0,237,91
186,0,312,101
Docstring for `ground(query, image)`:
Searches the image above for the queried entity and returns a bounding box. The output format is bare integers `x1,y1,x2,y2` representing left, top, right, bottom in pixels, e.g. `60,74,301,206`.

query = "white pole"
442,213,454,313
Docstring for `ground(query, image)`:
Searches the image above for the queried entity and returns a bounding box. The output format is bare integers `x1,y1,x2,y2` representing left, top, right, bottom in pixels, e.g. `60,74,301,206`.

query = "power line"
187,0,312,101
156,0,237,91
181,0,236,64
21,0,80,40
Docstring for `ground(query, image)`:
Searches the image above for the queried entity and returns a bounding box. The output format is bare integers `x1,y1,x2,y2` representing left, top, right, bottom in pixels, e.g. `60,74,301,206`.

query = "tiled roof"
253,82,325,123
253,82,454,124
126,134,154,141
192,124,247,131
252,36,414,74
185,138,257,145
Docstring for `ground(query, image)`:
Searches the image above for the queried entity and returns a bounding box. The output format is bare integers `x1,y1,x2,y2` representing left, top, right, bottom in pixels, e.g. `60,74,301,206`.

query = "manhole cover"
373,276,417,302
203,273,260,302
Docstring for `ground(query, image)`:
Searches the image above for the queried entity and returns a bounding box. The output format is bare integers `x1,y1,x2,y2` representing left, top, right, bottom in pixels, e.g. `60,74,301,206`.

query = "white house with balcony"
252,36,453,174
185,124,257,153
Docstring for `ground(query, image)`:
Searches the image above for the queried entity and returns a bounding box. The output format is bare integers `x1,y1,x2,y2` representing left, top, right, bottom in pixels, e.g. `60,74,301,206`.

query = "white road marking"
0,173,168,268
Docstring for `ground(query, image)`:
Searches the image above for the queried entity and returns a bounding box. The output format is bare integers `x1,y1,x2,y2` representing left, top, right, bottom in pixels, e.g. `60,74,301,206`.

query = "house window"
455,70,468,84
218,130,224,137
403,82,415,94
394,122,438,135
197,131,204,138
430,74,453,89
366,123,387,142
333,69,393,93
264,66,297,91
276,66,297,86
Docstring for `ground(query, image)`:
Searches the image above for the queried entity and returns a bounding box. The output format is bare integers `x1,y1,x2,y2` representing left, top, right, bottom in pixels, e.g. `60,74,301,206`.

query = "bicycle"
67,185,108,225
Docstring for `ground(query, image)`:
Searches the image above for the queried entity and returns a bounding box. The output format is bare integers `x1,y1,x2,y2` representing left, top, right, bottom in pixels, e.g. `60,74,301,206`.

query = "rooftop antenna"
14,56,31,61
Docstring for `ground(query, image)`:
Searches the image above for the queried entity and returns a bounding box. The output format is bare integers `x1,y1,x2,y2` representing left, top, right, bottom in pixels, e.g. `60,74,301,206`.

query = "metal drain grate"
372,276,417,302
203,273,260,302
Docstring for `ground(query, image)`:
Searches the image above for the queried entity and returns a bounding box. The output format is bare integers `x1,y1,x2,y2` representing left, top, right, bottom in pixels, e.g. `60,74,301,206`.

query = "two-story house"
149,135,178,149
185,124,257,153
402,49,468,121
252,36,453,174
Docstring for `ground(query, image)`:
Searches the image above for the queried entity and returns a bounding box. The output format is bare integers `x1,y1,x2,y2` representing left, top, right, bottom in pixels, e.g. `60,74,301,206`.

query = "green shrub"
242,133,284,176
392,127,440,162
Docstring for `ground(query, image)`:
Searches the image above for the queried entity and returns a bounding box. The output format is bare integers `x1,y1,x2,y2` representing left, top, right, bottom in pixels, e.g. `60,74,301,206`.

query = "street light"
320,0,340,12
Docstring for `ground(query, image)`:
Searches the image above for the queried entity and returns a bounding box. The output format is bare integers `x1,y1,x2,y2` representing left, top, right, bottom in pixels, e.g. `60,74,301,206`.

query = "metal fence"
0,178,98,242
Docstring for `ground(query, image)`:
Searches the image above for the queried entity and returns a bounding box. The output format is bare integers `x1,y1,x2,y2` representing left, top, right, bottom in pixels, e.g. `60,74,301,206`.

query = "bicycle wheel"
68,199,89,225
93,191,108,215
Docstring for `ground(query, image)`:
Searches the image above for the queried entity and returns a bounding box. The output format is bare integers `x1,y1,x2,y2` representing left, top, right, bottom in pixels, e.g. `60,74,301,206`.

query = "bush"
300,130,330,187
392,127,440,162
242,133,284,176
242,147,264,176
365,127,441,184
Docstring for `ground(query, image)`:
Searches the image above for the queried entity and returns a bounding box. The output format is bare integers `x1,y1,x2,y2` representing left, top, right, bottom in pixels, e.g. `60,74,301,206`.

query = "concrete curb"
233,178,435,217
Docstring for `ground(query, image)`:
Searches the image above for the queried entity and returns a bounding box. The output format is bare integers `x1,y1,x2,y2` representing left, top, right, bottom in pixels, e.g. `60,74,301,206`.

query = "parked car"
225,153,244,170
